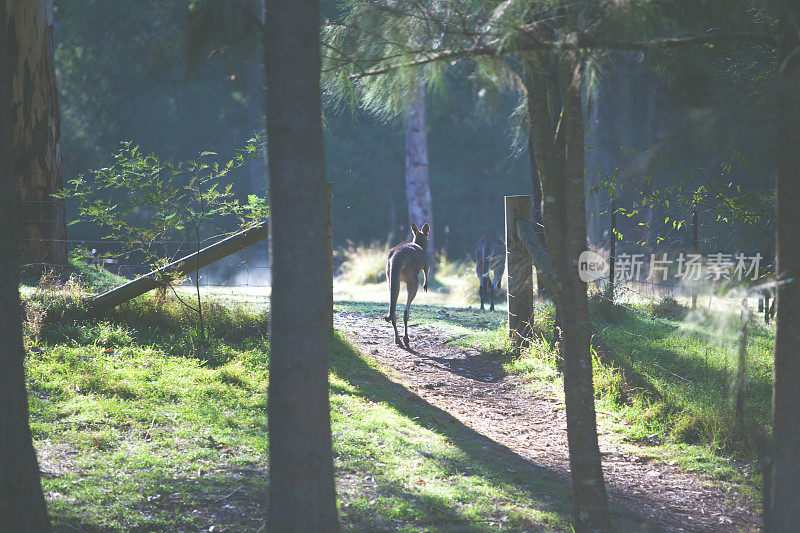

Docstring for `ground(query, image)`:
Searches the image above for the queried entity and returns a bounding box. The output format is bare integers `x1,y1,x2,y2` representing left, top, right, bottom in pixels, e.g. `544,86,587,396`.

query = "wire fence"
15,197,272,291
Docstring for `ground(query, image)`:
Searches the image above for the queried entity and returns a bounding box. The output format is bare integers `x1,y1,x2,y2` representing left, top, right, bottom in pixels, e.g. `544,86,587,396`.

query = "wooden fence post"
325,182,333,332
505,195,534,348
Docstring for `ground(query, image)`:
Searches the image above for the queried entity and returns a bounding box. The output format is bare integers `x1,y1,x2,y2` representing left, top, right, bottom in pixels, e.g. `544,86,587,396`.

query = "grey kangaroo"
384,222,430,348
476,236,505,311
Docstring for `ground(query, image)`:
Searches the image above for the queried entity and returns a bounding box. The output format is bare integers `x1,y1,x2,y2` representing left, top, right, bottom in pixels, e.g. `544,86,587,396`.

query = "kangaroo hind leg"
403,280,418,349
489,273,495,311
386,264,403,346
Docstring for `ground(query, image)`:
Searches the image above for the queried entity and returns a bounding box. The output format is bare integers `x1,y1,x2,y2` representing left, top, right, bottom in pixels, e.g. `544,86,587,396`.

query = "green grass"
586,294,773,461
27,292,271,532
24,281,572,531
25,258,768,529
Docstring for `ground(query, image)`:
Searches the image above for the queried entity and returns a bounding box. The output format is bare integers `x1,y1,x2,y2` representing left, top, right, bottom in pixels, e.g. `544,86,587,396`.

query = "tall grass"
335,239,390,285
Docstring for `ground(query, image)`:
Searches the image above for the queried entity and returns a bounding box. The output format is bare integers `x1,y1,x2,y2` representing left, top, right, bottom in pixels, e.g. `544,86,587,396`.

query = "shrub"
592,352,629,407
671,415,704,444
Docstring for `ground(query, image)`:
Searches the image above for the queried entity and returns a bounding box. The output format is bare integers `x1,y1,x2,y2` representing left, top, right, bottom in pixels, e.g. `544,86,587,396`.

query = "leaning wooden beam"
90,222,269,311
516,217,556,299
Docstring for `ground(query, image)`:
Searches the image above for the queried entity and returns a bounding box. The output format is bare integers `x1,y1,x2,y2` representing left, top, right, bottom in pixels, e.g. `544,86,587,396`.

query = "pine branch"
348,44,497,78
574,32,776,51
348,31,776,80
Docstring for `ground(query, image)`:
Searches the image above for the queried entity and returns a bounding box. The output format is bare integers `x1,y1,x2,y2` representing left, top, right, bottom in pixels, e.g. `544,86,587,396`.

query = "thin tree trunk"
583,92,603,246
9,0,66,265
263,1,338,530
246,62,267,199
403,82,435,273
244,59,269,268
245,0,267,201
527,51,611,532
0,4,52,528
768,1,800,530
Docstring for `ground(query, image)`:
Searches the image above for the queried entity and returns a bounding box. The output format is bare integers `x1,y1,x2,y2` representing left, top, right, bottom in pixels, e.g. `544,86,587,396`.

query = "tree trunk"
768,2,800,530
9,0,66,265
403,82,435,273
0,4,52,528
263,1,338,530
527,51,611,533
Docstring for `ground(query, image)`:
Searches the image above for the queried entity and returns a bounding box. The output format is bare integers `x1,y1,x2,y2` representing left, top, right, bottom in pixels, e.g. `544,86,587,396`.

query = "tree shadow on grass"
50,466,268,533
330,334,670,532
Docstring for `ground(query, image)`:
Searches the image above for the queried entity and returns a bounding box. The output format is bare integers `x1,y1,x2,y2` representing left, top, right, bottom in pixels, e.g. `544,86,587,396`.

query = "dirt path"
335,308,761,533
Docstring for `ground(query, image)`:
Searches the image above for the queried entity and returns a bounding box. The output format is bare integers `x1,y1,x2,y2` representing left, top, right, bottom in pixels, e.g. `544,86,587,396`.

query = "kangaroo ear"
421,223,430,234
410,222,420,235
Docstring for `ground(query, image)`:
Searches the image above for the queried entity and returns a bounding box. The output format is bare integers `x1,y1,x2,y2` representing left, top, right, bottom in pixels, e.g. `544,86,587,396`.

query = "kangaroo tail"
385,260,401,322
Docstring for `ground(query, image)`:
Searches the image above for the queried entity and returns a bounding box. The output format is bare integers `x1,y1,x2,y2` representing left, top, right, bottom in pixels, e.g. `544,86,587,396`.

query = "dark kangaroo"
476,236,505,311
384,222,430,348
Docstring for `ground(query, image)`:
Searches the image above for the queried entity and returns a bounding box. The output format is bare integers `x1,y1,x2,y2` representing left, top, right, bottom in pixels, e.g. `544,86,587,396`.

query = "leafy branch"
56,137,269,343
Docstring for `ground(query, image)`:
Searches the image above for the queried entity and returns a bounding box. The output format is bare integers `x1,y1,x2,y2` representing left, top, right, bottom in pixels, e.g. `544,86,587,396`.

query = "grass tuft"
335,239,390,285
649,295,689,321
671,415,704,445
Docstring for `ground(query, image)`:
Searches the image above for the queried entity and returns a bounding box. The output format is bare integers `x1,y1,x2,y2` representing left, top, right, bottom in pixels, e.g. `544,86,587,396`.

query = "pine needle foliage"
322,0,774,124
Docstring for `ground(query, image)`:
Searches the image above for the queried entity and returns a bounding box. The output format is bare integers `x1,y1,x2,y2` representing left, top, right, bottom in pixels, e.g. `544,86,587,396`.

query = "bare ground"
335,308,762,533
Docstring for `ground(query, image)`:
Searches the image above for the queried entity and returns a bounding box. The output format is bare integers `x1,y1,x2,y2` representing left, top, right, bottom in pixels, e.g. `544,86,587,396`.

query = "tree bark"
9,0,66,265
0,4,52,528
768,2,800,530
527,51,611,532
403,82,435,273
263,1,338,530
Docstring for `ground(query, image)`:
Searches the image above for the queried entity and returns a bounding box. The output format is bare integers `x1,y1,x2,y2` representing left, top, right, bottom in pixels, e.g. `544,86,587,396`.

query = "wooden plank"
517,217,555,297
